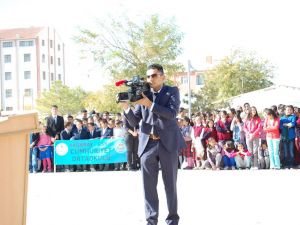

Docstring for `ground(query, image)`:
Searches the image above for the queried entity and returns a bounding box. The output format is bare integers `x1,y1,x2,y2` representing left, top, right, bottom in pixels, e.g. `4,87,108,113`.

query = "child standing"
280,105,297,169
37,125,55,173
263,108,280,169
29,130,40,173
181,116,194,169
230,111,245,147
243,106,262,169
191,115,204,169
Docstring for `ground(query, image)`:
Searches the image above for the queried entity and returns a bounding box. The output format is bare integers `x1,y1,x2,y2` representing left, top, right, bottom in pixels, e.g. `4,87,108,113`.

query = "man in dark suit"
46,105,64,140
46,105,65,172
120,64,186,225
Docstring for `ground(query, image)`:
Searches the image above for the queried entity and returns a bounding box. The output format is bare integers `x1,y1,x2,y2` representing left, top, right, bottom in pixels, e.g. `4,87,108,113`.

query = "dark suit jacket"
46,115,64,138
60,129,73,140
124,85,186,157
88,129,101,139
71,127,89,140
101,127,113,138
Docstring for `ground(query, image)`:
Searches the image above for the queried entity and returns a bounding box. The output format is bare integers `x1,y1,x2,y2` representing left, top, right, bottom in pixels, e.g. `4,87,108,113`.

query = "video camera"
115,75,150,103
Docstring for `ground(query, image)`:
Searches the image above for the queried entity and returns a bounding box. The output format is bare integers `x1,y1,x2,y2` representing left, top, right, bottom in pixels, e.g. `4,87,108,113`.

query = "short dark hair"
52,105,58,109
147,64,164,74
81,109,87,113
65,122,72,128
75,119,83,124
87,122,95,127
67,115,73,119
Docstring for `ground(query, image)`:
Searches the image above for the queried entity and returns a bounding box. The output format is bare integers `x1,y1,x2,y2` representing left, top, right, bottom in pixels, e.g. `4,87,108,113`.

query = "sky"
1,0,300,91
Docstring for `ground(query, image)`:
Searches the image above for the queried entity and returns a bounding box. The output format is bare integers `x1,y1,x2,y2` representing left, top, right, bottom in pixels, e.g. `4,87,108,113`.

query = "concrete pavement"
26,170,300,225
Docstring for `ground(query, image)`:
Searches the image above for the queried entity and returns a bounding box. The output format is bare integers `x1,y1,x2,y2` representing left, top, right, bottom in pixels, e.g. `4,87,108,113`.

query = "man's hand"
136,93,152,108
119,101,130,111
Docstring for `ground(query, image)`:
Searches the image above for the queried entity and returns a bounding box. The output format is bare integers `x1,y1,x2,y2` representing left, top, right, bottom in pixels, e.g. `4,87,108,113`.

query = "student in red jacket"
215,110,232,146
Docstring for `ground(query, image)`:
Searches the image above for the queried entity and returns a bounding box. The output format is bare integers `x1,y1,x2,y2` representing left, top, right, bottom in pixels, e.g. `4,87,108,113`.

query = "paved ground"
27,170,299,225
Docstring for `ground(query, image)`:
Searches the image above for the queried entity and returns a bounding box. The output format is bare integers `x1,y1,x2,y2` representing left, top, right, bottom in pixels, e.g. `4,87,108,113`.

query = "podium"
0,113,39,225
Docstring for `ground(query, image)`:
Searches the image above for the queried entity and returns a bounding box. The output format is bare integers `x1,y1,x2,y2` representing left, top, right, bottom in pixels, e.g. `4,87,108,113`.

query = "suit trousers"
125,134,139,169
140,139,179,225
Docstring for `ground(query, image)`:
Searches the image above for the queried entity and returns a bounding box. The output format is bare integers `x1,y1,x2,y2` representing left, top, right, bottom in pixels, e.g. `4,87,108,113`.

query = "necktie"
54,116,57,124
153,92,159,102
151,92,159,136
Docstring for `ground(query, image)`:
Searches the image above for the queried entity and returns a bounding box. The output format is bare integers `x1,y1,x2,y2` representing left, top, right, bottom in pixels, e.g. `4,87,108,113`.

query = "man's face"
76,122,82,129
87,124,94,132
146,68,165,92
51,107,58,115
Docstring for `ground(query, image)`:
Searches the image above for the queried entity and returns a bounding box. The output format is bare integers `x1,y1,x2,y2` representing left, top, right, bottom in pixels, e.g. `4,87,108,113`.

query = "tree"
194,49,275,111
83,85,122,113
36,81,88,117
74,14,184,112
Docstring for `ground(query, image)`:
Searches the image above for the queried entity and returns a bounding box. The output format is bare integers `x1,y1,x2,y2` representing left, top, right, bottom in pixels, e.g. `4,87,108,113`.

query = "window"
196,75,204,85
58,57,61,66
42,71,46,80
3,41,13,48
24,54,31,62
24,71,31,79
19,40,34,47
5,89,12,98
4,55,11,63
58,74,61,80
50,40,53,48
42,40,45,46
51,73,54,81
58,44,60,51
50,56,53,64
24,88,32,97
5,72,12,80
181,76,188,84
6,107,13,111
42,54,45,63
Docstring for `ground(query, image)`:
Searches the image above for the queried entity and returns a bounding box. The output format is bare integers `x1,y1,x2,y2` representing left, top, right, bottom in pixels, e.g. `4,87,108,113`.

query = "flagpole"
187,60,191,119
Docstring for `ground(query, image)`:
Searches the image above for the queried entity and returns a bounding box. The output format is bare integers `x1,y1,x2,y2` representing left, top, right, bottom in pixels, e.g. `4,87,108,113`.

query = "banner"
54,138,127,165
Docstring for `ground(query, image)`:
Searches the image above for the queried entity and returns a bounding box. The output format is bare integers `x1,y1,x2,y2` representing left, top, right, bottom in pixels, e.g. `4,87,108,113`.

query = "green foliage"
193,49,275,111
75,15,183,78
83,84,125,114
74,14,185,112
36,81,88,117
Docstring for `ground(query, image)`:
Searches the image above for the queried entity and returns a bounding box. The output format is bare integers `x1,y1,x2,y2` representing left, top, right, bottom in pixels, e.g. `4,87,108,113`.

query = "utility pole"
187,60,192,119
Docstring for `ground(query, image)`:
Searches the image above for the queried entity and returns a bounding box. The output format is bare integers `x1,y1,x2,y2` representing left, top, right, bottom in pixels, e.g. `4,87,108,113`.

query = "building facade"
0,27,65,112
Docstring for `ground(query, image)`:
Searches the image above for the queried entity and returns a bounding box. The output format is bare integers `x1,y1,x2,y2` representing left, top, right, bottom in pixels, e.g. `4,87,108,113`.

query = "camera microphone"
115,80,128,87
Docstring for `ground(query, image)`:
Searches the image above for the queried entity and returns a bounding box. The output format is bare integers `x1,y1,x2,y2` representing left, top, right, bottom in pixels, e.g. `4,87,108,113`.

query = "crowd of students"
29,102,300,173
178,103,300,170
29,106,139,173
